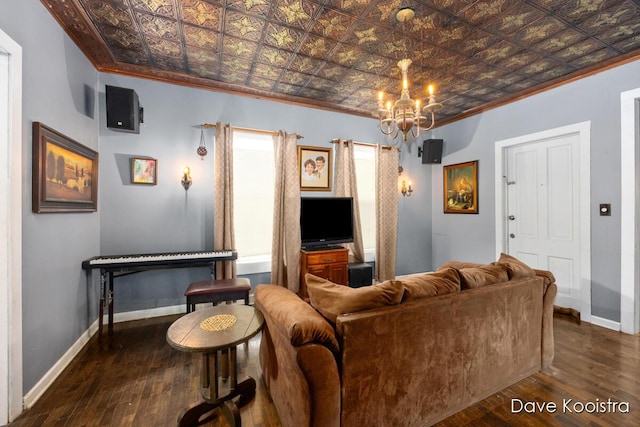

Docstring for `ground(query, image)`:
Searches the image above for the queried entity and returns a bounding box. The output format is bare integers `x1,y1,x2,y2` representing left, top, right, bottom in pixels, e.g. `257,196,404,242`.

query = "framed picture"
131,157,158,185
298,146,332,191
32,122,98,213
444,160,478,214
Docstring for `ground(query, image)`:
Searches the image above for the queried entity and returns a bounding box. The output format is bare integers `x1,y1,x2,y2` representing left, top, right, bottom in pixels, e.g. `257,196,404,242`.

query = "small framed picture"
298,146,332,191
131,157,158,185
444,160,478,214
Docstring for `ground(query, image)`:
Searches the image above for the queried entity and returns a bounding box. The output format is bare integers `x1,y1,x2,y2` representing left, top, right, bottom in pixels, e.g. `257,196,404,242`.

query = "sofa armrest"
534,268,556,289
541,281,557,368
255,284,340,427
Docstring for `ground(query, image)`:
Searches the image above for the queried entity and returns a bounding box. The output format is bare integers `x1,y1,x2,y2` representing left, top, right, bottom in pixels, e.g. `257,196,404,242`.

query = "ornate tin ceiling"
42,0,640,125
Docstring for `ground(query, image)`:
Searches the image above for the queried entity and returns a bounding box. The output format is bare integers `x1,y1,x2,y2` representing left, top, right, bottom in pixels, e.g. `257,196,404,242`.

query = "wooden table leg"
180,349,257,426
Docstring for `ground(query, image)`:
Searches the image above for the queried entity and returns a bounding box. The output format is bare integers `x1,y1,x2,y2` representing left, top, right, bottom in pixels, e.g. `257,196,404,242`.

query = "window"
353,144,376,252
232,131,274,261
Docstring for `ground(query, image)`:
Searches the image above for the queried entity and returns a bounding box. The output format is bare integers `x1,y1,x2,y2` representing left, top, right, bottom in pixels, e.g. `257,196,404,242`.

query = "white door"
502,128,588,315
495,122,592,322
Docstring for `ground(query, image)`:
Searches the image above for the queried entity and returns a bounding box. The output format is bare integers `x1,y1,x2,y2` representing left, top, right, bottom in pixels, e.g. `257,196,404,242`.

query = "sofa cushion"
494,253,536,280
305,274,404,323
458,264,509,290
254,284,340,353
400,268,461,302
438,260,484,270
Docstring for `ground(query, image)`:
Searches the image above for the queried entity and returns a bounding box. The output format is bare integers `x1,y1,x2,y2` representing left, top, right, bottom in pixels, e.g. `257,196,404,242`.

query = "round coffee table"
167,304,264,427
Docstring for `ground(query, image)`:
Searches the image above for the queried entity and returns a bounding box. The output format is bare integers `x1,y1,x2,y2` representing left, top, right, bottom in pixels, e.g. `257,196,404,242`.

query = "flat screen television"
300,197,354,250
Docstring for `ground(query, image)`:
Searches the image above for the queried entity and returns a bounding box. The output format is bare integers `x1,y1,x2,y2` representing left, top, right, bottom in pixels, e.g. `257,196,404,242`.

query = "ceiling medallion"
372,7,442,143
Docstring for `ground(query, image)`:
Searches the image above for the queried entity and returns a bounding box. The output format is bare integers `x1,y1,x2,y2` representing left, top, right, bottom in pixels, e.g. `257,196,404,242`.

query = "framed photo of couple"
298,146,332,191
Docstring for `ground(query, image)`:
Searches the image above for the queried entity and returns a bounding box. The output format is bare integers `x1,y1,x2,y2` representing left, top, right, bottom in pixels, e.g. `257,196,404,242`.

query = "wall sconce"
401,180,413,197
181,166,192,190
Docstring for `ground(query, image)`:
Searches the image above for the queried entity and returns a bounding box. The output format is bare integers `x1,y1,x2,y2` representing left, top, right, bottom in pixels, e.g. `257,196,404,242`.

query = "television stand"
302,245,344,251
299,247,349,298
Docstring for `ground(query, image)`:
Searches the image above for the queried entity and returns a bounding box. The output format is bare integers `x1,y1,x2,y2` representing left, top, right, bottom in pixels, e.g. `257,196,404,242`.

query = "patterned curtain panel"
272,131,301,291
214,122,236,279
375,146,399,281
334,139,365,263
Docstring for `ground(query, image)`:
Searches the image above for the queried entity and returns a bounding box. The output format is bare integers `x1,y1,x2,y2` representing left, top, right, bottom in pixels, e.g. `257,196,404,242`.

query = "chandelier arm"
422,112,436,131
391,126,400,143
411,123,420,140
378,120,395,136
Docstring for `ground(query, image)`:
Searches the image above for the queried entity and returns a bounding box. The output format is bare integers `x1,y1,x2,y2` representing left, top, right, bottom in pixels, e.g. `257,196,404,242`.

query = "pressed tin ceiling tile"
42,0,640,124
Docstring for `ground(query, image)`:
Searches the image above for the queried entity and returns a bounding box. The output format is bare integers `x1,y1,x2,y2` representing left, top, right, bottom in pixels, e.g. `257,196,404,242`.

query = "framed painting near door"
444,160,478,214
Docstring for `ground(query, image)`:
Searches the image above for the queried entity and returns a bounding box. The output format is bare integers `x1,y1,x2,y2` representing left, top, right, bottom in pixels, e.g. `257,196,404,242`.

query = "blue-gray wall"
3,0,638,403
430,61,640,322
0,1,100,393
97,73,433,310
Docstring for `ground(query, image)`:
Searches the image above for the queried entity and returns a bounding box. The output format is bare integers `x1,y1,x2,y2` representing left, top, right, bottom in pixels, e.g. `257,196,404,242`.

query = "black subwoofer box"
348,262,373,288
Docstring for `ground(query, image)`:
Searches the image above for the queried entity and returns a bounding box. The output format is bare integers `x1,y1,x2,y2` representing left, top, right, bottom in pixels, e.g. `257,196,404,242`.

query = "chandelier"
372,7,442,142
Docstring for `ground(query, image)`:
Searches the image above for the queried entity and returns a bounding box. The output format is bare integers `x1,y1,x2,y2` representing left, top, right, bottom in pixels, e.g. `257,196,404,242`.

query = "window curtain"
271,131,301,291
334,139,365,263
375,145,399,281
214,122,236,279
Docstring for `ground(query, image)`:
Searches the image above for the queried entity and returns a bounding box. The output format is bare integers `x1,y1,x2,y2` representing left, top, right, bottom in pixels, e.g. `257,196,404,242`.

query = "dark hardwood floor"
7,313,640,427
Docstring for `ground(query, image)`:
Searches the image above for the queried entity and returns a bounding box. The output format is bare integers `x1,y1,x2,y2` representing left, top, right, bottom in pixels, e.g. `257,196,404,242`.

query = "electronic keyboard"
82,250,236,270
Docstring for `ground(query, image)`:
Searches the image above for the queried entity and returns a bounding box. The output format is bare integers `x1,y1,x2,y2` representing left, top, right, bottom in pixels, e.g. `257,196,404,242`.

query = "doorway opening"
0,28,23,423
620,88,640,335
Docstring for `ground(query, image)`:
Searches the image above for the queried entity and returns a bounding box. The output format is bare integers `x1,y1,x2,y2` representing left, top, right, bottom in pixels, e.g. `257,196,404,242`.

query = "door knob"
508,215,516,220
509,233,515,238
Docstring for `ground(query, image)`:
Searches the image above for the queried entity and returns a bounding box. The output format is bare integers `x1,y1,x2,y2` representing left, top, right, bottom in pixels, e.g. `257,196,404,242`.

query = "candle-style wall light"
181,166,192,190
401,179,413,197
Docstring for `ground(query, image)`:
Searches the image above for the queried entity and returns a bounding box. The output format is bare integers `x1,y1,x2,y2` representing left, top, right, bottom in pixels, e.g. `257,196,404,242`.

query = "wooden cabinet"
300,248,349,297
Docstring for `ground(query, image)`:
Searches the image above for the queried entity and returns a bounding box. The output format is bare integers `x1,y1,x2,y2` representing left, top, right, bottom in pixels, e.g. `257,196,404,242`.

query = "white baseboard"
109,304,185,323
23,322,98,409
23,298,256,410
590,315,621,332
23,304,186,409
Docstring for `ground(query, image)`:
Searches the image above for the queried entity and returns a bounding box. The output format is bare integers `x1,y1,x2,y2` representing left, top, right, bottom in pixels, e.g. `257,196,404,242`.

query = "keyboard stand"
82,251,237,336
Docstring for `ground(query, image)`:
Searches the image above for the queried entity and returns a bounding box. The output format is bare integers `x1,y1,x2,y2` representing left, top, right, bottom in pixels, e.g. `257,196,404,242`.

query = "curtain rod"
330,138,396,150
200,123,303,139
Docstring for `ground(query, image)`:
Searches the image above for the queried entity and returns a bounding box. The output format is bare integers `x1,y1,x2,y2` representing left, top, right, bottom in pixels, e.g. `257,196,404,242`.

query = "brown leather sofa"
254,255,557,427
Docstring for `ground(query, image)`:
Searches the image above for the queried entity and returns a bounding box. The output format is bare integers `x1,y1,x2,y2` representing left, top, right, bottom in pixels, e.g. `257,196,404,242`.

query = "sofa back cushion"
458,263,509,290
306,274,404,323
494,252,536,280
400,268,461,302
254,284,340,353
438,260,484,270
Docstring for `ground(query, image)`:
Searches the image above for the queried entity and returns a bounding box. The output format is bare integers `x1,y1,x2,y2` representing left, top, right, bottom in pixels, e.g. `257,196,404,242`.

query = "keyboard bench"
185,278,251,313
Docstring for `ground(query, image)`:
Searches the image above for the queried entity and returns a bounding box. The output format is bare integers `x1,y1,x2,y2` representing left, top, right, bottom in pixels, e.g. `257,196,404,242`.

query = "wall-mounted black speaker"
420,139,443,164
106,85,142,134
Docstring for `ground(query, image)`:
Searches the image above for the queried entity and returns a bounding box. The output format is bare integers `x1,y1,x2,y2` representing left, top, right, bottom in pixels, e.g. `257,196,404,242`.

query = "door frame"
494,122,592,322
620,88,640,335
0,28,23,423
